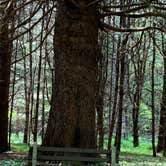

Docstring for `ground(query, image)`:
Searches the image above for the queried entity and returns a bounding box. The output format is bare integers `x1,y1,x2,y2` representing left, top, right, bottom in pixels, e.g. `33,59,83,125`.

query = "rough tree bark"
157,50,166,153
43,0,99,148
131,33,148,147
96,38,108,149
114,34,128,163
132,89,140,147
151,32,156,157
23,49,30,144
0,4,11,152
108,37,120,150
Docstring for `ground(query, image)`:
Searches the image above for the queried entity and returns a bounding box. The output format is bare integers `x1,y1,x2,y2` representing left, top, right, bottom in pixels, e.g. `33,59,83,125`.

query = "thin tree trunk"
8,3,16,148
33,50,42,142
41,60,46,141
132,33,148,147
108,37,120,150
41,42,47,141
23,41,31,143
9,40,17,150
114,34,128,163
33,11,44,141
29,30,34,143
151,32,156,157
132,91,140,147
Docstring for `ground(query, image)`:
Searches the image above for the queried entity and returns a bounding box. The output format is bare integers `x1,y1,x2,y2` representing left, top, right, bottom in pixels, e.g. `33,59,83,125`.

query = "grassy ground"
120,152,166,166
109,136,166,165
11,143,29,153
0,135,166,165
0,159,24,166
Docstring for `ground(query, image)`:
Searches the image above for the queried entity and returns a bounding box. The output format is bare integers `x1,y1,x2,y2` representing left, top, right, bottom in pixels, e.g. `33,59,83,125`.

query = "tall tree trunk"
33,5,45,142
0,5,11,152
43,1,99,148
132,33,148,147
9,41,17,149
41,58,46,141
157,50,166,153
151,32,156,157
114,34,128,163
132,91,140,147
108,37,120,150
29,29,34,143
96,37,108,149
23,49,30,144
96,88,104,149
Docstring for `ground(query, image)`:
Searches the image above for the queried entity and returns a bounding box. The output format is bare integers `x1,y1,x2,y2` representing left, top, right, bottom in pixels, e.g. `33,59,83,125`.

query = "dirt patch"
0,152,27,160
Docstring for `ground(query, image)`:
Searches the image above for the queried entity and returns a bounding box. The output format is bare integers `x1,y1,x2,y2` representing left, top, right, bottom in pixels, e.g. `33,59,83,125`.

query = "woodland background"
0,0,166,165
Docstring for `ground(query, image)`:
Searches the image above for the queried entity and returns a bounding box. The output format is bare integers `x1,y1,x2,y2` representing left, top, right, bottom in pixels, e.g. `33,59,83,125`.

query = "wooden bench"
28,142,116,166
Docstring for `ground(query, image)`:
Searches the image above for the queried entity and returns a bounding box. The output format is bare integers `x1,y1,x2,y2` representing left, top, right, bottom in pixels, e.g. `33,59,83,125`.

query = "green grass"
103,136,166,165
11,133,42,144
104,136,153,155
11,143,29,153
6,134,166,166
120,136,153,155
119,137,166,165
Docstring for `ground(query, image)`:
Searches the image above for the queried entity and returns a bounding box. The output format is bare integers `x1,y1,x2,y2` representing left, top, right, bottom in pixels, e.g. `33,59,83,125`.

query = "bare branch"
103,23,166,33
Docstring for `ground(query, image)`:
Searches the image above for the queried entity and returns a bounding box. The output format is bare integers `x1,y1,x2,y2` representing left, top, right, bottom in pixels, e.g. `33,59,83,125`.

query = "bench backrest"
28,143,116,166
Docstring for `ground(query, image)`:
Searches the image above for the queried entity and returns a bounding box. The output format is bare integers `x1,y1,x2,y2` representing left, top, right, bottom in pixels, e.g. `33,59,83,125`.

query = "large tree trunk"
43,1,99,148
157,51,166,152
0,7,11,152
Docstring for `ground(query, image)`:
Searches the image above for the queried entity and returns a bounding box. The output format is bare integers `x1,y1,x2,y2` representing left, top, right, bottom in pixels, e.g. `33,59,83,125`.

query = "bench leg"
32,142,37,166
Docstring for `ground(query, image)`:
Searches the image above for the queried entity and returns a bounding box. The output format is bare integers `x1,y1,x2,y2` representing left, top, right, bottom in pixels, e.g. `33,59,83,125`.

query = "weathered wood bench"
28,142,116,166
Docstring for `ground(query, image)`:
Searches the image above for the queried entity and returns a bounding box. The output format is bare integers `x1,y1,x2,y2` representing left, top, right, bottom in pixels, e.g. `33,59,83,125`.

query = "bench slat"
28,144,115,166
38,155,110,162
37,147,110,154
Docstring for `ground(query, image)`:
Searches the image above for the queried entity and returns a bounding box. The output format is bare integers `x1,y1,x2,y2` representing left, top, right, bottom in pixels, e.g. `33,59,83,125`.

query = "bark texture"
132,92,140,147
157,52,166,152
114,34,128,163
43,0,99,148
0,7,11,152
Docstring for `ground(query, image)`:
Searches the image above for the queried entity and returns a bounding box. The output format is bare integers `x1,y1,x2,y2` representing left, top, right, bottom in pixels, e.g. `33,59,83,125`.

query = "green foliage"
121,136,153,155
11,133,24,144
139,103,151,119
11,143,28,153
0,159,24,166
11,133,42,145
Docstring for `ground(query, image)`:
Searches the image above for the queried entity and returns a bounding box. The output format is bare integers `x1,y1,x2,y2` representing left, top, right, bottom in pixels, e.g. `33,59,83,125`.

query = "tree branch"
103,23,166,33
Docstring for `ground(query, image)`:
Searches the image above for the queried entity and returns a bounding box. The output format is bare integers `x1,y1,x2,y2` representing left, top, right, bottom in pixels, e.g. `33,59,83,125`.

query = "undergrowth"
2,134,165,166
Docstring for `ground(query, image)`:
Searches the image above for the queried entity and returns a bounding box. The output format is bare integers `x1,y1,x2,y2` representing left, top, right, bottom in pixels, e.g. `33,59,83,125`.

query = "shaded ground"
0,151,166,165
120,152,166,166
0,152,26,160
0,152,26,166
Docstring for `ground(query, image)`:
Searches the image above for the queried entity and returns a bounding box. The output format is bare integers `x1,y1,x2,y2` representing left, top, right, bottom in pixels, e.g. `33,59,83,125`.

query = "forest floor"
0,151,27,166
0,152,26,160
0,136,166,166
120,152,166,165
0,151,166,166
